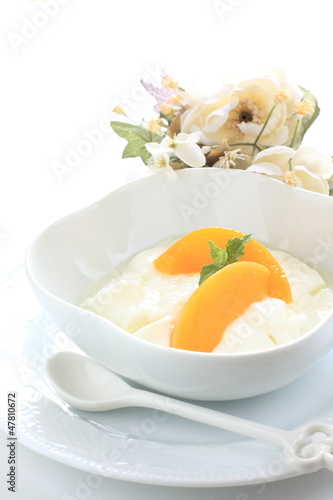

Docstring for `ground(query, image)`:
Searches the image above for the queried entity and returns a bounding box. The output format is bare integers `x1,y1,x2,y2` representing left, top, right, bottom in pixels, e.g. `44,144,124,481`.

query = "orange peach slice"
171,261,270,352
154,227,292,303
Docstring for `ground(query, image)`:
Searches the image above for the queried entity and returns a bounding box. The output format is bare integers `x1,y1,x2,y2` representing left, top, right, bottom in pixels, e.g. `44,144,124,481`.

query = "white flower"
180,69,303,149
146,131,206,168
290,166,329,193
248,146,333,195
147,152,177,180
172,132,206,167
247,146,295,178
292,148,333,179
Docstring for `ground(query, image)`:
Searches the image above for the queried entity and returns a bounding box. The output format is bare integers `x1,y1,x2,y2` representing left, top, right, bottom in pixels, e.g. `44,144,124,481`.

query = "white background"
1,0,333,498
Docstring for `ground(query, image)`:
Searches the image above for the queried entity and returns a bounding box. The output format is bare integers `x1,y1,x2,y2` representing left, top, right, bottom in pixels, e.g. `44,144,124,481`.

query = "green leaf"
110,121,162,165
225,234,254,263
292,87,320,149
199,234,253,285
199,263,222,286
208,240,227,266
122,140,151,165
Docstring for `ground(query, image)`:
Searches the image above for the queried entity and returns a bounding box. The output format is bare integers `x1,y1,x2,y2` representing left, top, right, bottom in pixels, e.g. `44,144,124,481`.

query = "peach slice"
154,227,292,303
171,261,270,352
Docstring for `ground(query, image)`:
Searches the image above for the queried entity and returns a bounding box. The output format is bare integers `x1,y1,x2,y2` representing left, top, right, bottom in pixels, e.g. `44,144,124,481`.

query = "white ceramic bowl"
26,168,333,400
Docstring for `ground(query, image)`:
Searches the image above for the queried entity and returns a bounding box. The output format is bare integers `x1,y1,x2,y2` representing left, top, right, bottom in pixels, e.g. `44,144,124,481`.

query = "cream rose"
180,69,303,149
248,146,333,194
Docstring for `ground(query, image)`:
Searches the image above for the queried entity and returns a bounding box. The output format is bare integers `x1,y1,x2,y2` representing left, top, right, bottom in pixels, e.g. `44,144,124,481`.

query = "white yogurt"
80,243,333,353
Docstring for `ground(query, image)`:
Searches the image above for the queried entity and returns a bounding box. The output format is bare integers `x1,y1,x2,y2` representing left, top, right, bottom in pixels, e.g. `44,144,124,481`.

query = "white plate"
1,265,333,487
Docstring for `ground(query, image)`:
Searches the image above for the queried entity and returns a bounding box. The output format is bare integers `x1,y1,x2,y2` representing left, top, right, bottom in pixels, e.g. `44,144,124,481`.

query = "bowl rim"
25,168,333,359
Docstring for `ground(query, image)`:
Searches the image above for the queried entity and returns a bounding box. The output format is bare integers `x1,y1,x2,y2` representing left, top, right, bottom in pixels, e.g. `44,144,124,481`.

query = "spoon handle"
129,388,333,473
129,388,288,445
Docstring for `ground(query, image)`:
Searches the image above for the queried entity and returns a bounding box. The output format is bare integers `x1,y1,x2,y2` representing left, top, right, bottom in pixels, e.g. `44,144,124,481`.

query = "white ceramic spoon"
46,352,333,474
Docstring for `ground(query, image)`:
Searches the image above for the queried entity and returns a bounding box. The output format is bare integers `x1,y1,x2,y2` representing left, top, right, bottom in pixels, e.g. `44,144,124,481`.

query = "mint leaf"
225,234,254,263
199,233,253,285
208,240,228,265
199,263,222,285
110,121,162,165
292,87,320,149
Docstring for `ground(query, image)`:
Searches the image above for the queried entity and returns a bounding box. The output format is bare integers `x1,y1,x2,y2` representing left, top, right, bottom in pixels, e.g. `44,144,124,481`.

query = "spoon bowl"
46,352,133,411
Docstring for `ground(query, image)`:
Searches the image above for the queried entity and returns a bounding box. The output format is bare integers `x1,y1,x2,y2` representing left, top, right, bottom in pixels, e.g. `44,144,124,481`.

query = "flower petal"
247,162,284,177
188,131,202,143
164,165,178,180
258,125,289,146
145,142,167,155
236,77,280,95
176,131,202,144
293,166,329,195
292,147,333,179
204,100,238,133
140,79,179,113
253,146,294,161
252,146,294,172
237,121,263,138
174,143,206,167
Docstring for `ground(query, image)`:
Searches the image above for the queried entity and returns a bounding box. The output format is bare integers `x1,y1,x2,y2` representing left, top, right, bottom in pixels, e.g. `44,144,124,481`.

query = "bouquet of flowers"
111,69,333,195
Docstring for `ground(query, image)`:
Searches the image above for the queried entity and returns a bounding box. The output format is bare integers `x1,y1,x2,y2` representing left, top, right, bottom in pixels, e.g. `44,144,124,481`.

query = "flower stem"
229,142,262,152
289,119,300,149
251,105,277,158
288,158,293,171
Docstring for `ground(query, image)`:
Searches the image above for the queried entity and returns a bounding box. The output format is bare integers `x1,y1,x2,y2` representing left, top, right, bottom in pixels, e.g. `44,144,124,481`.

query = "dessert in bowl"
79,227,333,354
25,168,333,400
